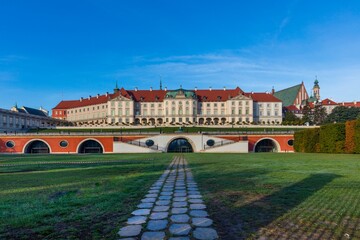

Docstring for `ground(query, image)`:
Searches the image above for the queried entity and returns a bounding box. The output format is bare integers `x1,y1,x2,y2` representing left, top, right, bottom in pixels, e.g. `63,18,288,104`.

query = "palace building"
52,86,283,126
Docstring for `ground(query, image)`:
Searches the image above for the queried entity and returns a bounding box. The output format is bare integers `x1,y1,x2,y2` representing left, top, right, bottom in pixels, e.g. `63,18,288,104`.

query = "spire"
114,80,120,93
160,76,163,90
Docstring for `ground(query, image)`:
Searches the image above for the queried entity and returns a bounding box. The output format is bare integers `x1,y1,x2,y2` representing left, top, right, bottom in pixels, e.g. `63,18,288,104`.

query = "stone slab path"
118,156,218,240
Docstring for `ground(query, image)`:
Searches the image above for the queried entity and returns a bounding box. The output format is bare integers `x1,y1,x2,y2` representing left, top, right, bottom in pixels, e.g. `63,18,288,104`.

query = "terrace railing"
126,140,165,151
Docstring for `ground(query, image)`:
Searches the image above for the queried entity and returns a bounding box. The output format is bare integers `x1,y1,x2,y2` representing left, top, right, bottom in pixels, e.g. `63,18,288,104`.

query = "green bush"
294,131,305,152
294,128,320,153
319,123,345,153
355,119,360,154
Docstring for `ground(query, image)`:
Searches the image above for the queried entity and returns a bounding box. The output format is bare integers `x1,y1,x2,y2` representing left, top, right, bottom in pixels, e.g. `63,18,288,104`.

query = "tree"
325,106,360,123
313,104,327,125
302,102,313,125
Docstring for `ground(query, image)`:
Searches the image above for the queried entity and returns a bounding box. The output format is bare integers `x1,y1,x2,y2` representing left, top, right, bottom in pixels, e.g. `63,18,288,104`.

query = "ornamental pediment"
110,95,131,101
231,94,251,100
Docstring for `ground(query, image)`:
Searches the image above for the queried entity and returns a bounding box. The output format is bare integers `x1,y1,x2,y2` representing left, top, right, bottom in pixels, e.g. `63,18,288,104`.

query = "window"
126,109,130,116
5,141,15,148
275,103,278,107
186,101,189,105
221,103,224,107
267,104,270,107
232,102,235,106
144,104,147,107
214,103,217,107
111,101,115,106
151,104,154,108
246,108,249,114
231,109,235,115
59,140,68,148
207,103,210,107
126,102,129,107
158,103,162,107
118,108,122,115
143,110,148,116
275,111,278,116
267,111,270,116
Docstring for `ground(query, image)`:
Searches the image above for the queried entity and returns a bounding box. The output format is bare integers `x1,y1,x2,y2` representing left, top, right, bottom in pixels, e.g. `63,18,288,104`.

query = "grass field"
186,153,360,239
0,153,359,239
0,153,173,239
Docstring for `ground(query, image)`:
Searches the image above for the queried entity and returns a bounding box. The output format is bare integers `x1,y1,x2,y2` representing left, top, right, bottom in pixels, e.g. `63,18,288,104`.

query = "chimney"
135,87,138,91
105,92,109,97
251,91,254,94
96,94,100,98
150,87,153,91
209,87,212,91
80,97,83,102
88,95,91,100
223,86,226,91
271,86,275,94
164,87,167,91
194,87,197,91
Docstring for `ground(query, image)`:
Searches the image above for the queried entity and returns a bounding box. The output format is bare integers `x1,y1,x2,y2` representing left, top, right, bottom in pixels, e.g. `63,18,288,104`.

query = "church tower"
312,77,320,101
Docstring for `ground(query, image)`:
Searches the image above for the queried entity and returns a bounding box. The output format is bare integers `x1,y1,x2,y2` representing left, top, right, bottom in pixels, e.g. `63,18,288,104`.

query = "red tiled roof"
245,93,282,102
321,98,337,105
127,90,167,102
340,101,360,107
195,87,244,102
285,105,300,111
52,87,282,110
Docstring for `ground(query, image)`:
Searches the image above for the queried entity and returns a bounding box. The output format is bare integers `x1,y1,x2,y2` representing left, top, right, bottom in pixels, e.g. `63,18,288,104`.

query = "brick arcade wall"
0,136,114,154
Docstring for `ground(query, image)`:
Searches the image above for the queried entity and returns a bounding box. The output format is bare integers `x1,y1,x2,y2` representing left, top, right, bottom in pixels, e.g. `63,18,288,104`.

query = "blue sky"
1,0,360,111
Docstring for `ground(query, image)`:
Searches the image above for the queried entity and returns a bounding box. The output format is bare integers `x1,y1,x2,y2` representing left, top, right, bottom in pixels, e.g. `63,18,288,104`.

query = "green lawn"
0,154,173,239
1,153,359,239
186,153,360,239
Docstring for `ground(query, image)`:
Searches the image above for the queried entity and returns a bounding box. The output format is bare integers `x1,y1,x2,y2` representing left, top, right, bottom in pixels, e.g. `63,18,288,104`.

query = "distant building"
52,86,283,126
0,105,60,133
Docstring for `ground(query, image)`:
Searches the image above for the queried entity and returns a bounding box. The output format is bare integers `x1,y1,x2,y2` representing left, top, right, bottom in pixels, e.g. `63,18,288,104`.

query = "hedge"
319,123,345,153
293,121,360,154
355,119,360,154
345,120,357,153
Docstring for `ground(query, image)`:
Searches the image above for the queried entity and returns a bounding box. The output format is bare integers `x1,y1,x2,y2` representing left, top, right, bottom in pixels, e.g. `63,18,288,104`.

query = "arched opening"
78,140,103,154
214,118,219,125
134,118,140,125
167,138,193,153
254,139,279,152
149,118,155,125
221,118,226,125
157,118,163,125
198,118,204,125
25,140,50,154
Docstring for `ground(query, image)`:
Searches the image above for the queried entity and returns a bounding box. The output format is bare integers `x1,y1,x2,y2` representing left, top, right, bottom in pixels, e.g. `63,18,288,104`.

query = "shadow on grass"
219,173,341,239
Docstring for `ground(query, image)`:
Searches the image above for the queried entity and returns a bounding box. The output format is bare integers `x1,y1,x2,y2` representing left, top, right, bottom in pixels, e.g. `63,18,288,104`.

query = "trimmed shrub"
294,131,305,152
355,119,360,154
319,123,346,153
345,120,357,153
294,128,320,153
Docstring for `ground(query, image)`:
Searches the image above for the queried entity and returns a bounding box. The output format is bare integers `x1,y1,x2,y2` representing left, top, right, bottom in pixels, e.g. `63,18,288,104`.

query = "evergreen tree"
313,104,327,125
302,102,313,124
325,106,360,123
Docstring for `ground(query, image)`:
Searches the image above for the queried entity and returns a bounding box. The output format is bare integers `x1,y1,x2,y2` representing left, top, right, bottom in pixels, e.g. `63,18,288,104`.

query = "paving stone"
150,212,169,220
156,200,170,206
190,210,209,217
171,207,188,214
169,223,192,236
174,190,186,193
192,218,213,227
150,186,161,190
172,201,187,208
145,193,158,198
159,195,172,200
170,214,190,223
127,215,147,225
118,225,142,237
118,238,136,240
190,204,206,210
137,203,154,208
193,227,218,240
141,231,166,240
174,192,187,197
132,209,151,216
160,191,173,196
188,194,202,199
173,197,187,202
146,219,168,231
141,198,157,203
188,191,201,195
175,187,186,190
188,199,203,204
153,206,170,212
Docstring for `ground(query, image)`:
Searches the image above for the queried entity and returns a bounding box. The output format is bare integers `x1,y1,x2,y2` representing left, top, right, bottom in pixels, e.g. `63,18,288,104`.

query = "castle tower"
313,77,320,101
